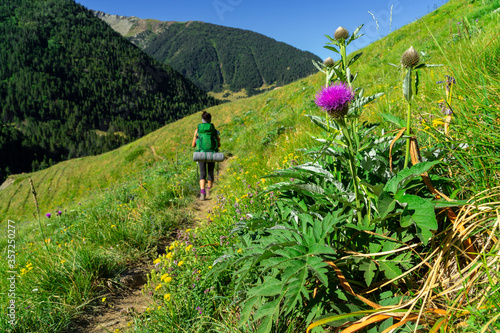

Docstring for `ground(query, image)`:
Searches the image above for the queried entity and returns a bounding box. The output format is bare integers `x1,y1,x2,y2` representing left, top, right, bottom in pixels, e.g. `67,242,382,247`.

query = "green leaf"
380,290,393,299
306,256,329,287
308,243,336,256
393,252,412,270
399,194,437,245
348,52,363,68
256,315,273,333
377,190,397,219
312,60,326,73
324,35,339,45
333,289,348,301
274,247,306,258
351,91,384,110
414,63,443,69
346,24,364,45
379,261,403,280
415,70,419,96
323,45,340,53
403,68,412,102
400,211,413,228
384,160,441,194
282,267,308,314
238,296,260,326
369,241,382,253
379,112,406,128
253,295,284,333
305,114,332,132
360,260,377,286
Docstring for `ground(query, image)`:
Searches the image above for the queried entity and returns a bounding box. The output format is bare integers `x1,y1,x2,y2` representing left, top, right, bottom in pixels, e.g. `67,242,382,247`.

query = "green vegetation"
0,0,218,183
1,0,500,332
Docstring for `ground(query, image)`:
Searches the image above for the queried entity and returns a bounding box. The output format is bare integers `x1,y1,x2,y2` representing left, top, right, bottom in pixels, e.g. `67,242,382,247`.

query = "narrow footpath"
71,158,231,333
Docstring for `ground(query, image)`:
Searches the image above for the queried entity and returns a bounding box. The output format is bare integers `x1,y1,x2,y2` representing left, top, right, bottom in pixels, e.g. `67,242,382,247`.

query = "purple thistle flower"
46,213,51,218
315,83,355,119
57,211,62,216
196,306,203,314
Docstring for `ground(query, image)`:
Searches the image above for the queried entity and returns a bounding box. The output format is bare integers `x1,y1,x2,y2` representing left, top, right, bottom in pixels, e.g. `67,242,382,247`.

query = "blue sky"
76,0,448,60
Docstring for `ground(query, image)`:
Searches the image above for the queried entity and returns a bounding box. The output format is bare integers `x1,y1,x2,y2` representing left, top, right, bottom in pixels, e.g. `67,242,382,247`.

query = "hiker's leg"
207,162,215,187
199,162,207,190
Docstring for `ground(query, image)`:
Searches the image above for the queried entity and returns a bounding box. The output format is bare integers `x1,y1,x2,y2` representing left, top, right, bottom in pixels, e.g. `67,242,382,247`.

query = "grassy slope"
1,0,499,221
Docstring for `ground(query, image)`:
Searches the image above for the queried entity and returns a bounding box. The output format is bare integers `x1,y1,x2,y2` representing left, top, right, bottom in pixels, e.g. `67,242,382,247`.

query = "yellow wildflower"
161,274,172,283
185,245,193,252
155,284,162,291
153,258,161,264
237,248,243,253
166,252,173,259
102,297,106,303
178,261,184,266
164,293,171,301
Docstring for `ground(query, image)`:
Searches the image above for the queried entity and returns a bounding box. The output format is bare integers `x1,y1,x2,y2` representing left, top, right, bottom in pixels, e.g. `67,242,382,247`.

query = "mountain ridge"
93,10,322,94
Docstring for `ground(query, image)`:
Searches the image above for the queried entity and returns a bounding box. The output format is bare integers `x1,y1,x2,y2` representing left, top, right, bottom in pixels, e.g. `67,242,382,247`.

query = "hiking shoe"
200,193,205,201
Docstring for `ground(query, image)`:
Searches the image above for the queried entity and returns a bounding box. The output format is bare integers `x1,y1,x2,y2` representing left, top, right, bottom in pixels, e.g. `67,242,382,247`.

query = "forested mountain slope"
0,0,218,183
94,11,322,94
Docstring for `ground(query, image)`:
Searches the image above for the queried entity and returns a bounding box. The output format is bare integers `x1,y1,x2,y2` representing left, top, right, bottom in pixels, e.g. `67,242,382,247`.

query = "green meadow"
1,0,500,331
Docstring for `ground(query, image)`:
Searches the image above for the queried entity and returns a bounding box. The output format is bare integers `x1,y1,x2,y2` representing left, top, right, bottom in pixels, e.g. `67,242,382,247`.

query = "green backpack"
196,123,218,152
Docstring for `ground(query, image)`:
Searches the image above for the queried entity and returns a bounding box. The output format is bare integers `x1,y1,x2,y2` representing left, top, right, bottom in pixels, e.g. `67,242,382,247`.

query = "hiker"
192,111,220,200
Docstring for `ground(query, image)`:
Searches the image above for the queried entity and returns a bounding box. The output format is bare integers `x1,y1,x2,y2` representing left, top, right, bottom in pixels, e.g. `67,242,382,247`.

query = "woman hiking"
191,111,220,200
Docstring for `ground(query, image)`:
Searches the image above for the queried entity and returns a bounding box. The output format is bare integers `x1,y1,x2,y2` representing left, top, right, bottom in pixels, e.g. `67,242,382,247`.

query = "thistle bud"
401,46,420,68
334,26,349,40
323,57,334,67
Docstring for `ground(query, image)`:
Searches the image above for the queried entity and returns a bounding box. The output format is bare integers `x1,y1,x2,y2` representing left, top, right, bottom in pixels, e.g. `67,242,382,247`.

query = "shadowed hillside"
0,0,218,183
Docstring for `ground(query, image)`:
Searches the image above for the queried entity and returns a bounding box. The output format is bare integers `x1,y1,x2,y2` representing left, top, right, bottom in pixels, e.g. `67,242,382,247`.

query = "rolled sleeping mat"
193,152,224,162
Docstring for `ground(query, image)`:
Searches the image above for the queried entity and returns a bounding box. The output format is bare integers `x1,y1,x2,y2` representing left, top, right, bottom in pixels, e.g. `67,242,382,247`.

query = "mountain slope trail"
71,157,232,333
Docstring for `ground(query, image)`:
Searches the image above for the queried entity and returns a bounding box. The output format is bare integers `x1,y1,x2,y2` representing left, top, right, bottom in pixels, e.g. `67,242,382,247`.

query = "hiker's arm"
217,134,221,148
191,129,198,147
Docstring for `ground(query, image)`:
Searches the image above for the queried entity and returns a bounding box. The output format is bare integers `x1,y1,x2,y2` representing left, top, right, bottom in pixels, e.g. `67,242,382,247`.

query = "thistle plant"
390,46,442,169
315,82,363,221
311,25,383,223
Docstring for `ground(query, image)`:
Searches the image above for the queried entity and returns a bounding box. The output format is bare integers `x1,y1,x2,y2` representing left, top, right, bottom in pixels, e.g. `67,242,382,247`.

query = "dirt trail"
72,158,231,332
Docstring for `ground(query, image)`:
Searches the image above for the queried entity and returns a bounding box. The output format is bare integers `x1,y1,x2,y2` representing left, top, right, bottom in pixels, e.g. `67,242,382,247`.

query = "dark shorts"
198,161,215,181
